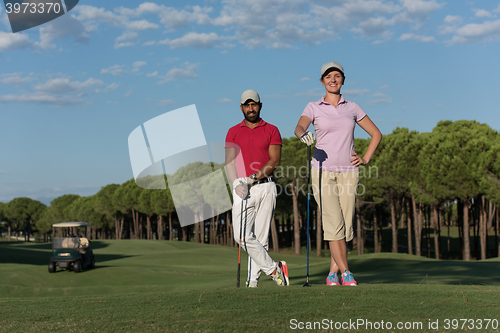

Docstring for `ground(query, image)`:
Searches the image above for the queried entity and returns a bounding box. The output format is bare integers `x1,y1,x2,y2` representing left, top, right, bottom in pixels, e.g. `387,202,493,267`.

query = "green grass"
1,240,499,332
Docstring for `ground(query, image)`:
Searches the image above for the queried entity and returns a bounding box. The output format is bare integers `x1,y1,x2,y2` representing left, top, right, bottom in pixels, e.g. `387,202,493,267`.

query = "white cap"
321,61,344,76
240,89,260,104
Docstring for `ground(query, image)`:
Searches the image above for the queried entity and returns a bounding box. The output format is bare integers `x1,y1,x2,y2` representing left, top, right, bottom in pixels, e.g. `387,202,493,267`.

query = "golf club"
303,145,312,287
237,198,243,288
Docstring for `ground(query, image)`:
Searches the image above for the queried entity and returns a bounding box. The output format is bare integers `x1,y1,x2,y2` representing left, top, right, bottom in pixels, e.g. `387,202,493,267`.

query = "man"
225,89,289,287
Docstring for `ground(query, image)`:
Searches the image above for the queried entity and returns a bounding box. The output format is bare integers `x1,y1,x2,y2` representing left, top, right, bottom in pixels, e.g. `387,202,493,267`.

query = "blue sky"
1,0,500,205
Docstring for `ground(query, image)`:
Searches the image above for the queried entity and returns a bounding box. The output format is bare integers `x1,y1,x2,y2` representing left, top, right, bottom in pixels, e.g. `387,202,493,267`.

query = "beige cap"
321,61,344,76
240,89,260,104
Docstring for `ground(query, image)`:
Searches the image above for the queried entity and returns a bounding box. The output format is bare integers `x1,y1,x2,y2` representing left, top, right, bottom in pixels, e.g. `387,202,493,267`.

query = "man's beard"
244,111,260,123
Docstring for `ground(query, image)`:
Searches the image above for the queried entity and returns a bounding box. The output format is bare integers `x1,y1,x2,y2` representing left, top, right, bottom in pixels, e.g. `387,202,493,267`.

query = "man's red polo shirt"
225,119,282,178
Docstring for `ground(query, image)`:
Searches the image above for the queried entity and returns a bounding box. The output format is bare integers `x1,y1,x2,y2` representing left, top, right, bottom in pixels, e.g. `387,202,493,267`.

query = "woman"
294,61,381,286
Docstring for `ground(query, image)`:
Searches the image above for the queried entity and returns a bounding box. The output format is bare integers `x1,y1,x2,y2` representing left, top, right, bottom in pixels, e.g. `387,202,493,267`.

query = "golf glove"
232,177,253,198
300,131,316,146
232,177,254,189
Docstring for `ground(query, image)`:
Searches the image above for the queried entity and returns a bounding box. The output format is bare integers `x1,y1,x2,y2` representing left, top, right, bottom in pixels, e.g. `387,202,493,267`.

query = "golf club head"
302,281,311,287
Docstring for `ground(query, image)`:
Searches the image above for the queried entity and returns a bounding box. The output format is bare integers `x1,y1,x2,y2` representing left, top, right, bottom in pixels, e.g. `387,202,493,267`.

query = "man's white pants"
232,182,277,285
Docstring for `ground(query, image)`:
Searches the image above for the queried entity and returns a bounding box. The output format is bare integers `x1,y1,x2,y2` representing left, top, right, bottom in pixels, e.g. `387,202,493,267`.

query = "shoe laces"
327,273,338,282
342,270,354,282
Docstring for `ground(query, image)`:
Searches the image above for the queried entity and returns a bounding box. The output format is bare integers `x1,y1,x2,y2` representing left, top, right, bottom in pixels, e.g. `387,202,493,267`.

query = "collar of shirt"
239,118,267,128
318,95,347,105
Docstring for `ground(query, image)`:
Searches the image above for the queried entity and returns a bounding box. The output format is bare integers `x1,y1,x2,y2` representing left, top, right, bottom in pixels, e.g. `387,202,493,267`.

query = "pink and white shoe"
341,270,358,286
326,272,340,286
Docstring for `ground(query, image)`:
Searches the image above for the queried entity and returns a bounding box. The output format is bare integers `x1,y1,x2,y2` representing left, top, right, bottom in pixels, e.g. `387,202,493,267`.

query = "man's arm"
253,144,281,179
225,147,238,184
226,146,250,198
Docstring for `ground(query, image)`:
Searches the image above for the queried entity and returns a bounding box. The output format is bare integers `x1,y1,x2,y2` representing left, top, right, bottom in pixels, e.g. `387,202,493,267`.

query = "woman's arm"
294,116,312,138
350,115,382,166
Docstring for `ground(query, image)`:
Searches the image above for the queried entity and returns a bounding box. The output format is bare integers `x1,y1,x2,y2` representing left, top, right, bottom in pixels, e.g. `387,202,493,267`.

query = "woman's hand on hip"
350,153,367,166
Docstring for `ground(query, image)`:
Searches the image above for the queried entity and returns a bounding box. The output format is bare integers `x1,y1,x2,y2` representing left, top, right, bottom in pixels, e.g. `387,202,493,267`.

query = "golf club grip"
237,200,244,288
237,263,240,288
307,146,311,179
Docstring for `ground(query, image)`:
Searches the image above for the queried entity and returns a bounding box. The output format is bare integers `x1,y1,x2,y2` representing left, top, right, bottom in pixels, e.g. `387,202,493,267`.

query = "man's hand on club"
232,177,254,198
300,131,316,146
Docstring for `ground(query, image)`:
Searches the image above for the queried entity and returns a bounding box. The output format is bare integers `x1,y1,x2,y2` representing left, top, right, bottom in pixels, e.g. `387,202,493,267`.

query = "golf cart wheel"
48,261,56,273
74,260,82,273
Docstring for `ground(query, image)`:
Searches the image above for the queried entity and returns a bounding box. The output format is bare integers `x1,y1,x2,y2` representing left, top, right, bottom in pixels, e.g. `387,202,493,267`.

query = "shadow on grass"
0,241,133,266
50,265,112,274
295,255,500,286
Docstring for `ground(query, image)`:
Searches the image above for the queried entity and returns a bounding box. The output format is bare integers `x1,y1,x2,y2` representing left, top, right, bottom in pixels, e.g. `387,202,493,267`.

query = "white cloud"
115,3,163,17
114,31,138,48
343,89,370,97
444,15,461,24
126,20,159,31
158,6,213,28
114,42,134,49
103,83,119,93
160,32,221,49
116,31,138,42
35,78,103,94
0,170,8,174
300,77,310,81
265,25,333,48
474,9,493,18
0,93,83,106
0,32,32,53
116,3,212,28
124,91,133,98
294,88,323,98
74,5,123,26
63,1,457,51
366,98,392,105
159,99,175,106
101,65,126,77
440,25,458,35
147,71,158,77
217,98,233,104
399,0,444,15
309,0,442,40
0,73,105,106
40,1,500,52
213,0,387,46
450,19,500,43
159,62,199,83
133,61,147,68
372,92,386,97
35,13,89,49
0,73,34,85
310,1,400,33
353,16,396,37
399,33,435,42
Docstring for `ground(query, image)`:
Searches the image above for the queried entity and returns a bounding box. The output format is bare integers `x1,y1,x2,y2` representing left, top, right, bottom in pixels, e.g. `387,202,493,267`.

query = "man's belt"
253,176,275,185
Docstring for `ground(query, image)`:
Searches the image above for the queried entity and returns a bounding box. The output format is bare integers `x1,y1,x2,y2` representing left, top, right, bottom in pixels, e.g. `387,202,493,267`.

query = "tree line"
1,120,499,261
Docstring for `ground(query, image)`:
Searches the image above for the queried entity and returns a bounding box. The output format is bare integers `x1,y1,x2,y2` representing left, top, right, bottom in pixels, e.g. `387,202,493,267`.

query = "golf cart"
48,222,95,273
